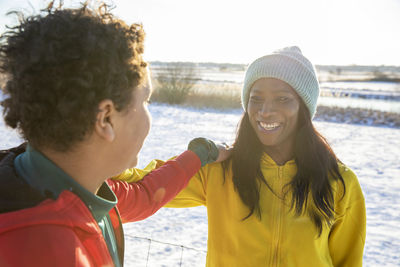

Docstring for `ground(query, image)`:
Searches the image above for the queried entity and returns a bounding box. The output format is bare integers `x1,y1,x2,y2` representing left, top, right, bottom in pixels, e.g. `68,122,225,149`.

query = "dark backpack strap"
0,143,27,161
0,143,46,213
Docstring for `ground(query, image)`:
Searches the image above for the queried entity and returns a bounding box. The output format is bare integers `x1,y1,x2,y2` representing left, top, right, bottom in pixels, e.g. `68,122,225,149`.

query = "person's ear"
95,99,116,142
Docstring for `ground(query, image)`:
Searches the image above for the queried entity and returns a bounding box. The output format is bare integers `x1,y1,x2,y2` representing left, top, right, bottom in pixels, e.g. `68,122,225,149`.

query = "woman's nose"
258,101,276,116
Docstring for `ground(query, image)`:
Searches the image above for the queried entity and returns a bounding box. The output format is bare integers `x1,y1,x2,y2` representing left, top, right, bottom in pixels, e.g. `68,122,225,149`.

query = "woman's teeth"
259,122,280,130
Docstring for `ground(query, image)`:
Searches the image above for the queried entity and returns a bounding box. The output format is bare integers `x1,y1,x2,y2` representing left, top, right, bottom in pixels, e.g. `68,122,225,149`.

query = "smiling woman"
118,46,367,267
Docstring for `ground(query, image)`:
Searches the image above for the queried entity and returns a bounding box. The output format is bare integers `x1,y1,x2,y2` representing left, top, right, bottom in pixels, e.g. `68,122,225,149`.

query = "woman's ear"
95,99,116,142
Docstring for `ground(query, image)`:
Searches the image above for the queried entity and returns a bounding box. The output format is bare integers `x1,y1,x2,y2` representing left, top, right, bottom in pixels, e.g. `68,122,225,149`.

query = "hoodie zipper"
272,166,284,266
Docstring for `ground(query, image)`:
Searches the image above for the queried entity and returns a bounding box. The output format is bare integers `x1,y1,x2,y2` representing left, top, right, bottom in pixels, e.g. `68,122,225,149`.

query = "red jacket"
0,146,200,267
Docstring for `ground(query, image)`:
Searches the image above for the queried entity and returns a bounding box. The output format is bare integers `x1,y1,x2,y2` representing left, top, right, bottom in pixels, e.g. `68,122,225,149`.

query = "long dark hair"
222,103,345,234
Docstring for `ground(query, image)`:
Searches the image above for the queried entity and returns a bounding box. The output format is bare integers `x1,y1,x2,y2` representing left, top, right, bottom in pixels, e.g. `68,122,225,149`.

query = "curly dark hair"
0,1,147,151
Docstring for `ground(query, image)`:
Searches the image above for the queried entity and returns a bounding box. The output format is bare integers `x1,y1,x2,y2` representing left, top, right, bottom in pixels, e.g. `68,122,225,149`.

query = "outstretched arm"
110,138,231,221
108,150,201,222
112,138,232,183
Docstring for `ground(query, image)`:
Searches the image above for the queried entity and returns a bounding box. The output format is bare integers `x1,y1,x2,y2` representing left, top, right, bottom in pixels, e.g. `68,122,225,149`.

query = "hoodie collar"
260,152,296,167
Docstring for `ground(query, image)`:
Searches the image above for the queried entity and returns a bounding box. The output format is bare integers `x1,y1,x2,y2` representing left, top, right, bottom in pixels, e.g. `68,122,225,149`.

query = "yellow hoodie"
114,153,366,267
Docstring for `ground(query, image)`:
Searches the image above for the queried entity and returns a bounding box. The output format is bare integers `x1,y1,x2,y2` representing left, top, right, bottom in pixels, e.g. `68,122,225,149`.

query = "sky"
0,0,399,66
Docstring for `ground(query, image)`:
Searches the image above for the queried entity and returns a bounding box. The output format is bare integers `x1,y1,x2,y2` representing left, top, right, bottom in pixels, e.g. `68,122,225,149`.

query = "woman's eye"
250,96,263,103
277,96,289,102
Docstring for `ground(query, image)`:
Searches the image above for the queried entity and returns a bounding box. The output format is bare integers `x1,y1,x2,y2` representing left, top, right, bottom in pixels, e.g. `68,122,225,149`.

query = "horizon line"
148,61,400,68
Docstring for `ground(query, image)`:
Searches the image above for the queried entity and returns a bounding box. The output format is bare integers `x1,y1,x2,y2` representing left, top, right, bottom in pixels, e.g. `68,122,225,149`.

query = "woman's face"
247,78,300,154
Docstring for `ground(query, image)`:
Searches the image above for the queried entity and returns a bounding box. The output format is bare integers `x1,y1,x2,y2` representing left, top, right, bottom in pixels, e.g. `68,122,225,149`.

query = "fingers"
215,143,233,163
221,142,229,148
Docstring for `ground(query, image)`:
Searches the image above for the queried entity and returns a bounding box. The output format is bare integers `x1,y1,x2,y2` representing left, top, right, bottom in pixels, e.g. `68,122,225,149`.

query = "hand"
188,138,233,166
215,142,233,163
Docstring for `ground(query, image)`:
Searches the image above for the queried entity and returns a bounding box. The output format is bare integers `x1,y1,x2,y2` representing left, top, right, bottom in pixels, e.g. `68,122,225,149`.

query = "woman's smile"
258,121,281,132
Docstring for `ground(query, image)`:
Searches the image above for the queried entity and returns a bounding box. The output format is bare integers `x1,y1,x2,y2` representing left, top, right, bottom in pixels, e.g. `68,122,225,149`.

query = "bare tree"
153,62,200,104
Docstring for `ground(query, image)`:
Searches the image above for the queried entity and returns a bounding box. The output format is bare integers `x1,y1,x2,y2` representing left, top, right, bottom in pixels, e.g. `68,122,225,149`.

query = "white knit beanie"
241,46,320,118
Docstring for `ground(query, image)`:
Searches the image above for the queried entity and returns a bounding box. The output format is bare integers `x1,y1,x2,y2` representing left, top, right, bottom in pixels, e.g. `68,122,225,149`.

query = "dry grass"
152,81,243,109
315,106,400,127
151,63,199,104
185,83,242,109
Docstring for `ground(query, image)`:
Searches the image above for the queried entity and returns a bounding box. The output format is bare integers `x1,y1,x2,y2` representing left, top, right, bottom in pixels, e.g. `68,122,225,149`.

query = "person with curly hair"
0,2,227,266
116,47,366,266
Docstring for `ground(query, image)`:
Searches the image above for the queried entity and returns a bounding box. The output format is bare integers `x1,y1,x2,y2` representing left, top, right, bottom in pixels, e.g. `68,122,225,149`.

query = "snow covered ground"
1,103,399,266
